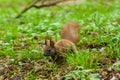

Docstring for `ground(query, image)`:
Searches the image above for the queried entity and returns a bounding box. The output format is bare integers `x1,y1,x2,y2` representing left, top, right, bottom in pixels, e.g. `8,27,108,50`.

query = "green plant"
65,69,92,80
66,50,99,69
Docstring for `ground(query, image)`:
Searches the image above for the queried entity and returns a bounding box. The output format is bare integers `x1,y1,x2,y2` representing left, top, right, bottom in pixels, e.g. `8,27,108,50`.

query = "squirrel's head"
44,37,56,56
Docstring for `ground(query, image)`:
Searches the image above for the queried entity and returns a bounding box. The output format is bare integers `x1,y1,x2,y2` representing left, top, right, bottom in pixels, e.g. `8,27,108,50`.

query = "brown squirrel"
44,21,80,63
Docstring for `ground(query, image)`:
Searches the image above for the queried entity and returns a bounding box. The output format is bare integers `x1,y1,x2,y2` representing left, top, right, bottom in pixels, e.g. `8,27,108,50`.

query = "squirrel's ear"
50,37,55,47
45,36,48,46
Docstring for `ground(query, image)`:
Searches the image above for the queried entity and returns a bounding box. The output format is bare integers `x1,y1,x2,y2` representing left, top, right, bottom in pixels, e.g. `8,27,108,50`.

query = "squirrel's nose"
44,53,47,56
44,52,48,56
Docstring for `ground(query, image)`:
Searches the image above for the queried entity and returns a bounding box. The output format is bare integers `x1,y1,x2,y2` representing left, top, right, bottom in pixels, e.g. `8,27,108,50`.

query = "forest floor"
0,0,120,80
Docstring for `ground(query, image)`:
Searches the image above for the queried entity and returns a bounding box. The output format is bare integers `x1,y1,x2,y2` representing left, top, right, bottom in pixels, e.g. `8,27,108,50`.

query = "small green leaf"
18,61,23,66
5,33,13,42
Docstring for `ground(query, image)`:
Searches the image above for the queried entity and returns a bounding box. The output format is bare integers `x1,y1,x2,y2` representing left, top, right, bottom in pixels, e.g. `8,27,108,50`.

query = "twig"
15,0,40,18
15,0,67,18
33,0,67,8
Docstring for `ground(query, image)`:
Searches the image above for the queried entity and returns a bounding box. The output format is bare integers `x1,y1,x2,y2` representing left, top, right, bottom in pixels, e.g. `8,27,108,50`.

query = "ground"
0,0,120,80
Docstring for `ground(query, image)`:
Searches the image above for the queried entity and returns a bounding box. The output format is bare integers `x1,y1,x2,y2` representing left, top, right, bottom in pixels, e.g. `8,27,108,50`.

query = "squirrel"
44,21,80,64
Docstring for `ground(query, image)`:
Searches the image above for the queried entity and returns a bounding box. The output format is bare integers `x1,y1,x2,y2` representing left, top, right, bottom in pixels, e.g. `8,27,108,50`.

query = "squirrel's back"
61,21,80,44
55,39,75,53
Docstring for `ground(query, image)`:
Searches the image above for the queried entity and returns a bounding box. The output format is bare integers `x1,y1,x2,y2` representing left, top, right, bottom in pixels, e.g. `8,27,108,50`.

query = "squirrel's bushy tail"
61,21,80,44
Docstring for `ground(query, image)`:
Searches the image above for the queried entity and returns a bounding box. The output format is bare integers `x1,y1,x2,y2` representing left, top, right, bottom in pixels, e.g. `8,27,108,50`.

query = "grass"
0,0,120,79
66,50,99,69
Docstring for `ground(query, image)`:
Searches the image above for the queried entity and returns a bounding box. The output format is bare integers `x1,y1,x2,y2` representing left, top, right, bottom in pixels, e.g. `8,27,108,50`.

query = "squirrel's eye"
47,49,51,52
